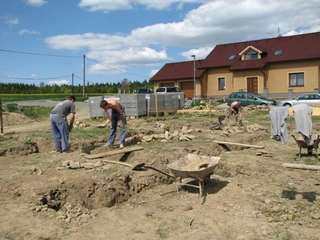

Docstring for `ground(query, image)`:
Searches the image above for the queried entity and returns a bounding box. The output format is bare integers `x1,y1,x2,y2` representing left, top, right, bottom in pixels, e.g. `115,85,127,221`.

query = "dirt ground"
0,100,320,240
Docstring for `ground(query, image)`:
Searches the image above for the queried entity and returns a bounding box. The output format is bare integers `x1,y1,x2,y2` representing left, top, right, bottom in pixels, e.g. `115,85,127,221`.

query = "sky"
0,0,320,87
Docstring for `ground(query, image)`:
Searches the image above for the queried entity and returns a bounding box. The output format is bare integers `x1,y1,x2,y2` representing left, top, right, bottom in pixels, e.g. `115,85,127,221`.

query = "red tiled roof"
150,60,205,82
200,31,320,70
150,32,320,82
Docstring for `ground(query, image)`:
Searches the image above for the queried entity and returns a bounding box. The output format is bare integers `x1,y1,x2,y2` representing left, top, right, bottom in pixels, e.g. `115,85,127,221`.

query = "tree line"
0,79,153,95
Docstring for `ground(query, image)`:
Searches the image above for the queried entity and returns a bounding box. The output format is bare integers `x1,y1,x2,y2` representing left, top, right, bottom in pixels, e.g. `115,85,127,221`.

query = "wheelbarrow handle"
144,165,175,178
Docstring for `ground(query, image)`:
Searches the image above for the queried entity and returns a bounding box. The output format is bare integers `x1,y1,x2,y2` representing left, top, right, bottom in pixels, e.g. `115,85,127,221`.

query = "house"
150,60,206,99
150,31,320,99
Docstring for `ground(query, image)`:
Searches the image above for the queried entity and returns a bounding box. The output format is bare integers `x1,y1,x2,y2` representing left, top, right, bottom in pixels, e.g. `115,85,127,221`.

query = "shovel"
136,164,175,178
102,159,145,170
102,160,175,178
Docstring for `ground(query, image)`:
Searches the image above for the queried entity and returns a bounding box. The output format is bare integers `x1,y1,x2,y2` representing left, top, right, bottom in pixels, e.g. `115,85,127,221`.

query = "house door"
247,77,258,93
180,81,193,98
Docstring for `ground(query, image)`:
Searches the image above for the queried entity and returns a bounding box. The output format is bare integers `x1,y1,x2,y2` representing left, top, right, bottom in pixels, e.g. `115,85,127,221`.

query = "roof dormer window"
245,49,258,60
274,49,283,55
239,45,263,61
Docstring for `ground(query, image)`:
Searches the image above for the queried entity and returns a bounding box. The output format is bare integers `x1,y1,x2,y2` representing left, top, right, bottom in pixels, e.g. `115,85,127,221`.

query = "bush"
5,103,19,112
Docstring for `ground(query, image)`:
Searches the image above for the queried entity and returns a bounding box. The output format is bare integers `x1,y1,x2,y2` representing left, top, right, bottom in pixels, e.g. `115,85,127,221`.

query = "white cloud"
78,0,132,11
78,0,205,11
86,47,167,75
46,0,320,76
47,80,69,85
19,29,40,35
182,47,212,60
26,0,47,7
45,33,142,51
5,17,19,26
136,0,203,10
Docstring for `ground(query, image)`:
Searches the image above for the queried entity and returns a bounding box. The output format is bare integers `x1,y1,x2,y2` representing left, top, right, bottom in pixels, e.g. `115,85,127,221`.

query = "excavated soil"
0,101,320,240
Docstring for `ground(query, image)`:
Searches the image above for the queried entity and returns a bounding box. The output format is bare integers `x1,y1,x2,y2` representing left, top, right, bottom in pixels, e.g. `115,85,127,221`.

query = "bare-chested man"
100,99,127,149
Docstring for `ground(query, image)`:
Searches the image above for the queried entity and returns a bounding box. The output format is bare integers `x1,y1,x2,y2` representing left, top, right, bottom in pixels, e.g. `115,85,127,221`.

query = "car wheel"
283,103,291,107
260,103,267,106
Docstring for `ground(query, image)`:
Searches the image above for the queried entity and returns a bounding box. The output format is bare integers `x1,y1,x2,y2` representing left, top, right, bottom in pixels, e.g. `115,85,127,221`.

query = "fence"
89,93,185,118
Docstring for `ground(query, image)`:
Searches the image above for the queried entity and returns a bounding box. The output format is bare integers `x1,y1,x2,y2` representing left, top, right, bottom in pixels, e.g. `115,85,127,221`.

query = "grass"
0,93,89,103
71,127,107,141
22,106,52,120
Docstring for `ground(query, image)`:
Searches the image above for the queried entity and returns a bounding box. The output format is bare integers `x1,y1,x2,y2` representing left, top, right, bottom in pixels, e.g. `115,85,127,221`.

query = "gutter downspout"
261,63,268,97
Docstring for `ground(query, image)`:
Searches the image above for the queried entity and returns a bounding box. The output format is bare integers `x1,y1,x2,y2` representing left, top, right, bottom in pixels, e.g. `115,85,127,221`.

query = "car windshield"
156,88,165,92
137,89,148,93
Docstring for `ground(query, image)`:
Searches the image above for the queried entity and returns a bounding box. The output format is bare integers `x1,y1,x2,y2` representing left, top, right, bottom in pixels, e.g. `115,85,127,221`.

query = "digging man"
226,101,243,126
100,99,127,149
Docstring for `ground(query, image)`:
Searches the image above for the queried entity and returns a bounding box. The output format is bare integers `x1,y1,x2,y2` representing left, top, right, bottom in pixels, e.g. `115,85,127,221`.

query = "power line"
0,48,149,80
0,75,71,80
0,48,81,58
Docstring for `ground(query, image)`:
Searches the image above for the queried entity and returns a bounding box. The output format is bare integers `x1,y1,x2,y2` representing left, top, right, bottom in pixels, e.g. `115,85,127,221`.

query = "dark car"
227,92,277,106
279,93,320,107
136,88,152,94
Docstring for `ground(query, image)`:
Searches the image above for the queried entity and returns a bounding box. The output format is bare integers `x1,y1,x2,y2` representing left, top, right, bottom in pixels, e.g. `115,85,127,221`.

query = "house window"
245,49,258,60
274,49,283,55
289,72,304,87
228,55,236,60
218,77,225,90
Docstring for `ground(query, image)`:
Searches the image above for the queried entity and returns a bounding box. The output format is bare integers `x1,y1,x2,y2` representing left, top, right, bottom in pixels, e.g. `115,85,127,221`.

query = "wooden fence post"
0,99,3,134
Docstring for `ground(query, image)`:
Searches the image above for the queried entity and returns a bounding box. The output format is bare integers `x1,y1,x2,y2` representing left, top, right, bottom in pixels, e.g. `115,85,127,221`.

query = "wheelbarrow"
291,135,319,159
103,154,220,196
167,154,220,196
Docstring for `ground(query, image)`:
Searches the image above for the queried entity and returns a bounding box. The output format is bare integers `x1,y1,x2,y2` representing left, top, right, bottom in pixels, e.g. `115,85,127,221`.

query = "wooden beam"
213,140,264,149
84,146,144,159
282,163,320,171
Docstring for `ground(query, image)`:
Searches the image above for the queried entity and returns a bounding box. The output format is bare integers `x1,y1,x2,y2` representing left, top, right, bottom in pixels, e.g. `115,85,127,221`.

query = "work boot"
104,143,113,148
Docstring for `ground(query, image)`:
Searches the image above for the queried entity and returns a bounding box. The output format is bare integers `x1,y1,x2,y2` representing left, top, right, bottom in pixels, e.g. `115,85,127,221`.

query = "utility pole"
83,55,86,98
72,73,74,94
191,55,196,105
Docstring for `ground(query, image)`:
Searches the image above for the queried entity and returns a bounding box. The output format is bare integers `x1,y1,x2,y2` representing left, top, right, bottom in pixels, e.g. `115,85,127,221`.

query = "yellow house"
150,32,320,99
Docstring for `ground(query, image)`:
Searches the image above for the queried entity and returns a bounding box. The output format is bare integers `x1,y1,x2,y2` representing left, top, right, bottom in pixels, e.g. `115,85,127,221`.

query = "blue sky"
1,0,319,86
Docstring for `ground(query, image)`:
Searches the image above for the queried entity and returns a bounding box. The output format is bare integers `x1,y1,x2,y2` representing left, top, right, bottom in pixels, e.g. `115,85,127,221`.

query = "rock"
61,160,70,167
142,135,153,142
69,161,81,169
312,213,320,219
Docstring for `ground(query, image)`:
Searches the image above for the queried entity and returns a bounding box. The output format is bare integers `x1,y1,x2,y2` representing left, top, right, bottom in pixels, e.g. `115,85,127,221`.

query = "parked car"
156,86,182,93
136,88,152,94
279,93,320,107
227,92,277,106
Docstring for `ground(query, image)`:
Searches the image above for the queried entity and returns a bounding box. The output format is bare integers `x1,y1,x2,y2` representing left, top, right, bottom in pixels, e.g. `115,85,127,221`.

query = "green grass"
0,93,91,102
21,106,52,120
71,127,107,141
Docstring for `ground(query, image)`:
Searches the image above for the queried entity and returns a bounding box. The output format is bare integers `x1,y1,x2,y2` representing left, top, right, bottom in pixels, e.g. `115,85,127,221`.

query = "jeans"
50,114,69,151
108,106,126,145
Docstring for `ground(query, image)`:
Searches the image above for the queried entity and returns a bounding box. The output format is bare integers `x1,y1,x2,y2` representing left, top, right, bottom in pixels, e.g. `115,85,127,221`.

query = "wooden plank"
213,140,264,149
84,146,144,159
282,163,320,171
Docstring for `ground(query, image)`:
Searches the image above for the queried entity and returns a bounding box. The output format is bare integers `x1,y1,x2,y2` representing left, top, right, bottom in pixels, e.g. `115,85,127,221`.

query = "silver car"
279,93,320,107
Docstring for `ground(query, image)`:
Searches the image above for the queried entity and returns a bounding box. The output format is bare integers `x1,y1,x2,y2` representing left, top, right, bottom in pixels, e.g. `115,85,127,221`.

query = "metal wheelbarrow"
291,135,319,159
103,154,220,196
167,153,220,196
